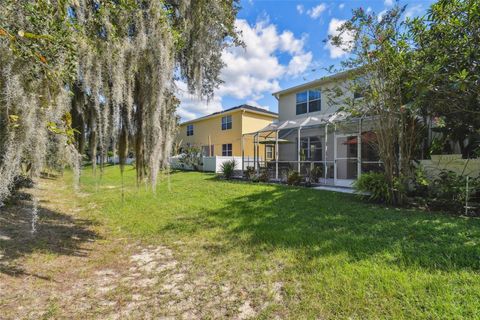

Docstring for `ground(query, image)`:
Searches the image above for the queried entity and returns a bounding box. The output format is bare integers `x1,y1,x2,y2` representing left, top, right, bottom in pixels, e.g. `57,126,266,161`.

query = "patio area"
241,113,383,187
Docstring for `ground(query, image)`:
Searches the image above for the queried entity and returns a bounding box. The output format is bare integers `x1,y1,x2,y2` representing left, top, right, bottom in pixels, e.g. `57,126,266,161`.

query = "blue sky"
176,0,435,121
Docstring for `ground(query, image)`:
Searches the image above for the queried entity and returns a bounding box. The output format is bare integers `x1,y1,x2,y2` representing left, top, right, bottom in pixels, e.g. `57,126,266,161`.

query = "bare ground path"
0,177,283,319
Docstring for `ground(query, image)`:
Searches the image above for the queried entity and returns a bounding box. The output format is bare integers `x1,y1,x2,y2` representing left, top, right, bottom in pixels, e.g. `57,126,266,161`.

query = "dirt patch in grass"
0,178,284,319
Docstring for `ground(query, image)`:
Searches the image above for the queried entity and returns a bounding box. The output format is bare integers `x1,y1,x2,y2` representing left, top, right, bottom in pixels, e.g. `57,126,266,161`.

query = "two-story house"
243,70,382,187
177,104,278,161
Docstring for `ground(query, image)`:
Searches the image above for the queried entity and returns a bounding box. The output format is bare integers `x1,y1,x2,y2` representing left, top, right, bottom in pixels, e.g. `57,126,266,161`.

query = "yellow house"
177,105,278,160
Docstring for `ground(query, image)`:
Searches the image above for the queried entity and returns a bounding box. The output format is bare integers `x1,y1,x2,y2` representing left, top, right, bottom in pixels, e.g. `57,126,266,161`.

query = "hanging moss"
0,0,239,201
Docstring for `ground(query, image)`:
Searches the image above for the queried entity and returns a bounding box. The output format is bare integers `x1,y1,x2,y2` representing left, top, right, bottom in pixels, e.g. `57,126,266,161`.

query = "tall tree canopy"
0,0,239,201
328,6,422,205
409,0,480,157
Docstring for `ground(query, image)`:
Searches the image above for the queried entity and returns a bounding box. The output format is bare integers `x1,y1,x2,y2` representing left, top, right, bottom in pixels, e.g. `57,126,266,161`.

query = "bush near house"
354,172,391,203
179,146,202,171
355,170,480,215
425,170,480,214
220,159,237,180
286,170,302,186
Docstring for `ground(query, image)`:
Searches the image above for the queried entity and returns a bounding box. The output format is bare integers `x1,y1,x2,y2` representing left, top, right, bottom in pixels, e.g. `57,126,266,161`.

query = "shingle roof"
180,104,278,125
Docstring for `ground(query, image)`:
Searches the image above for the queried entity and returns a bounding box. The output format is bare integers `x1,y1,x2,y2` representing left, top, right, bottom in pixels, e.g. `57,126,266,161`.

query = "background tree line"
329,0,479,205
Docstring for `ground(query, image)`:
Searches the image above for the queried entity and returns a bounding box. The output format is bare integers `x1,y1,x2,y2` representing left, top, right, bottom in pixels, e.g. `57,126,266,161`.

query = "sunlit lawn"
71,165,480,319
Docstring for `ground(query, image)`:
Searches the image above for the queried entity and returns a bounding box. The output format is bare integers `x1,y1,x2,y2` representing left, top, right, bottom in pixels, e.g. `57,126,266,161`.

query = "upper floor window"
353,76,368,99
221,115,232,130
353,90,364,99
186,124,194,136
296,89,321,115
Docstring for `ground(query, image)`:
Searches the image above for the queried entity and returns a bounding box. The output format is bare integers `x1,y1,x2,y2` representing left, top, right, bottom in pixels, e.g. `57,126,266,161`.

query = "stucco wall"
419,155,480,178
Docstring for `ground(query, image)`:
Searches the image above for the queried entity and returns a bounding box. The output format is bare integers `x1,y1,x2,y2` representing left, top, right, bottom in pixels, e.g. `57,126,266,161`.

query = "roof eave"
179,107,277,126
271,68,361,97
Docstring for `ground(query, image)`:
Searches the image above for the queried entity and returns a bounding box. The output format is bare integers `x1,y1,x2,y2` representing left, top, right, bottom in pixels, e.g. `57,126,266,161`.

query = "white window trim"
296,89,322,115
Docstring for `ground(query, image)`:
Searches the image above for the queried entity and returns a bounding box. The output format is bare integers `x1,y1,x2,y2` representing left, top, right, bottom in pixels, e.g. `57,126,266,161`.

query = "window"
296,89,321,115
186,124,194,136
298,136,323,161
221,115,232,130
296,91,308,115
266,145,274,159
353,76,368,99
222,143,232,156
354,90,364,99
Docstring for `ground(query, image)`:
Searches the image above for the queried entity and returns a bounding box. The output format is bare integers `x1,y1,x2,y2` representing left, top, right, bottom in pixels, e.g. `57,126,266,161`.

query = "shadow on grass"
0,197,100,278
164,181,480,272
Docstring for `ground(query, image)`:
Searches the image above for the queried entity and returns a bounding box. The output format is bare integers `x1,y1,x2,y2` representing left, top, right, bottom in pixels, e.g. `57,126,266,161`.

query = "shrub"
220,159,237,180
429,170,480,213
354,172,390,202
305,165,323,185
179,146,202,170
258,169,269,182
244,166,255,180
287,170,302,186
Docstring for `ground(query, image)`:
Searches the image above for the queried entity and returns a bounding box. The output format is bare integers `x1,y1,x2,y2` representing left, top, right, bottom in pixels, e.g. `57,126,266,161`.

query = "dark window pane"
186,124,194,136
354,91,364,99
296,102,308,115
309,99,321,112
308,89,321,101
222,143,232,156
221,115,232,130
310,138,323,161
296,91,308,104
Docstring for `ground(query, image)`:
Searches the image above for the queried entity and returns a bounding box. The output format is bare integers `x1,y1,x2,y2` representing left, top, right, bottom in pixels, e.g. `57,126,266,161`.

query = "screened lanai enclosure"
242,113,383,187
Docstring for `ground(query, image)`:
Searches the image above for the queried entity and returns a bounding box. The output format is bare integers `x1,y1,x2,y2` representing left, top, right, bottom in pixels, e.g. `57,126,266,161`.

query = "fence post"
465,176,469,215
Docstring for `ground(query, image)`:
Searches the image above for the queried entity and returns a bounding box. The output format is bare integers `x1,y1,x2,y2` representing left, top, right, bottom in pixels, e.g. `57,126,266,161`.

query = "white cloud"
176,19,312,121
286,52,313,76
324,18,355,59
377,9,387,22
246,99,269,110
175,81,223,121
296,4,304,14
307,3,327,19
339,3,345,10
405,4,423,18
384,0,394,6
367,7,372,13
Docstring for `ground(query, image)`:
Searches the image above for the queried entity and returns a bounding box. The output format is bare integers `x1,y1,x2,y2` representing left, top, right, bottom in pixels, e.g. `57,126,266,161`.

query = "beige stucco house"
177,105,278,160
244,71,381,187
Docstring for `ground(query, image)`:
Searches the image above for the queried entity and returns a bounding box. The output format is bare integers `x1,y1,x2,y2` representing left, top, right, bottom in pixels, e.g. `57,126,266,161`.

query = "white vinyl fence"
169,155,242,173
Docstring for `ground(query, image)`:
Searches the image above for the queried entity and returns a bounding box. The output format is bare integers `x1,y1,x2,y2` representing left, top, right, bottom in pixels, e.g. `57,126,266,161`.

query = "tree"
0,0,239,201
0,0,77,201
409,0,480,157
327,6,423,205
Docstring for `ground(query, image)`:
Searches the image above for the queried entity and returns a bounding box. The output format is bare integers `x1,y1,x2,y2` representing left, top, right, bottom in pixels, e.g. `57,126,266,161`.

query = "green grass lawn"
69,165,480,319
